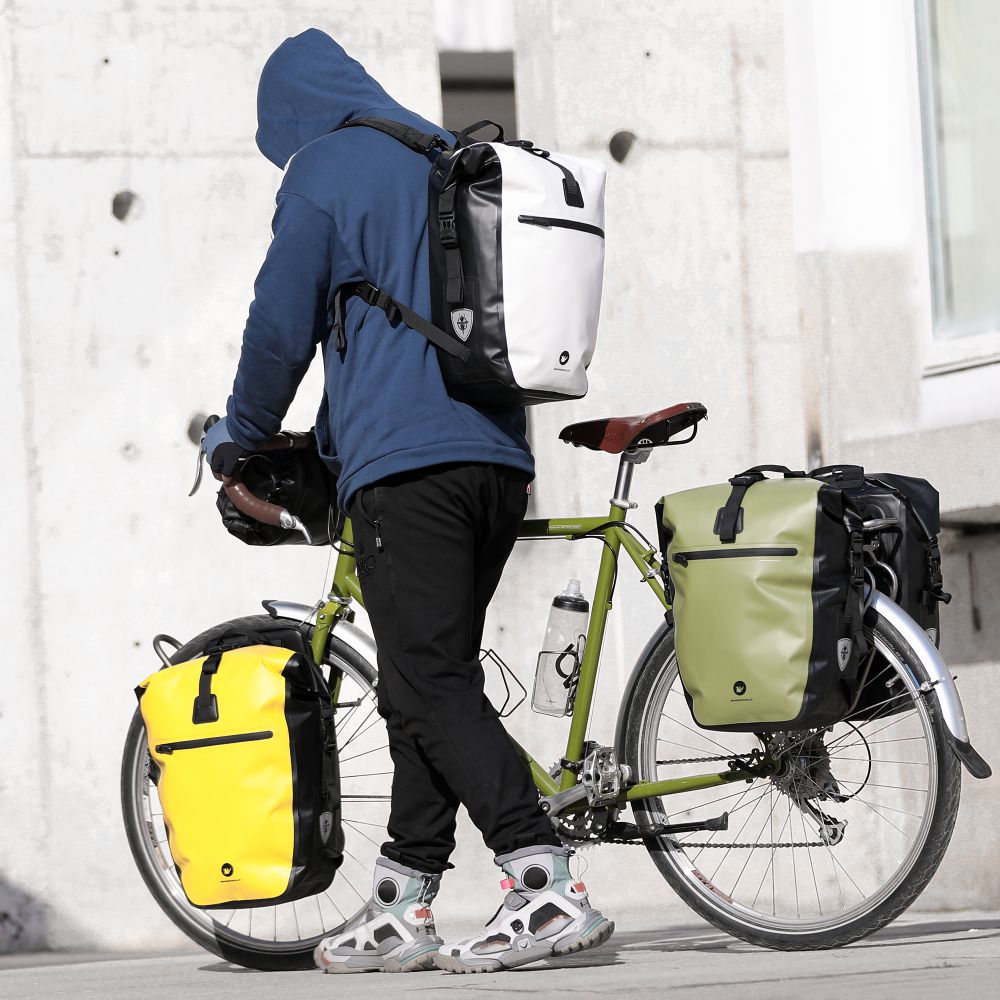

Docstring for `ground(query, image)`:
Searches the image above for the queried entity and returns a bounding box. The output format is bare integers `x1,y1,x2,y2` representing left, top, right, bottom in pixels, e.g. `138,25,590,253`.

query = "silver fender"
868,591,990,778
261,599,378,666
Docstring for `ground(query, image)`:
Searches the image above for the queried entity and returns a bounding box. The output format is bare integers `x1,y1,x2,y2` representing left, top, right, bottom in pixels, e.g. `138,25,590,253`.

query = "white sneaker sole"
433,917,615,974
316,937,443,974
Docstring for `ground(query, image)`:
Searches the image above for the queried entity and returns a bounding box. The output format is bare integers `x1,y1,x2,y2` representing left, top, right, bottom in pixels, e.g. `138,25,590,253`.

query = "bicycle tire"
619,610,962,950
120,614,380,970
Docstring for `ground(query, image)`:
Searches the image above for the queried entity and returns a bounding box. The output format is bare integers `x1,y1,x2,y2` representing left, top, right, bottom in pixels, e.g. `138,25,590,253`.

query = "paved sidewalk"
1,912,996,1000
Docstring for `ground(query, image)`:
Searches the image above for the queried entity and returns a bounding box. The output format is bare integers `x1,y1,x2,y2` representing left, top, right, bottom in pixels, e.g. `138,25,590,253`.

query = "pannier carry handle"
456,119,506,145
716,466,807,543
740,465,809,478
192,651,222,725
811,464,866,488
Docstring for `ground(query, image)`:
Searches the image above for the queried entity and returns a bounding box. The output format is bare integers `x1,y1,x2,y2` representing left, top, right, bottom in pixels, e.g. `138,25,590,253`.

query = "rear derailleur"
767,729,849,846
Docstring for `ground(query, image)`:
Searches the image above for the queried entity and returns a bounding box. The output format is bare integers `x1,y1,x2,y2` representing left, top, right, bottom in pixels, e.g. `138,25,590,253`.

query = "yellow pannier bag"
137,643,342,909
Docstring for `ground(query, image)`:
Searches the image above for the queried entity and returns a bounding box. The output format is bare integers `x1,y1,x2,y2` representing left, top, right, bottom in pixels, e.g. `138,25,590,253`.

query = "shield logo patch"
450,308,474,341
837,639,852,671
319,811,333,843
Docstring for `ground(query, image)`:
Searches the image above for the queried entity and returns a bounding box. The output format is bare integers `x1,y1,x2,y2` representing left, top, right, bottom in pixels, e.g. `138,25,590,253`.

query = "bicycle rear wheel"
620,610,962,949
121,614,390,970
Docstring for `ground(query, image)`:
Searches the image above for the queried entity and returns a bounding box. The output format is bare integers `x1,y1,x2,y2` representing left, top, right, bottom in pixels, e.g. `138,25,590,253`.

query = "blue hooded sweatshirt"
225,28,534,507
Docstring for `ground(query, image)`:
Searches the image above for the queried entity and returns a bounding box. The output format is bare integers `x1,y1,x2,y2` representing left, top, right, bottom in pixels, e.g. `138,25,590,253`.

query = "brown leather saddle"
559,402,707,454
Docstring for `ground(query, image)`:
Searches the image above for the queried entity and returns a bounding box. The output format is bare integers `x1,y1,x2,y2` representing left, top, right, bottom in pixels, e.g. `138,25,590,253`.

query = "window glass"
918,0,1000,339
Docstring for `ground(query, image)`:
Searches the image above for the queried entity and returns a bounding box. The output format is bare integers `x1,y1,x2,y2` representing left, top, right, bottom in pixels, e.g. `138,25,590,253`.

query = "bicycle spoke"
801,807,822,915
338,700,380,750
853,795,926,819
688,783,762,863
656,736,730,757
323,890,346,924
343,818,384,850
849,795,911,857
333,695,369,738
825,842,867,906
339,743,390,765
660,713,738,757
751,792,792,911
336,854,369,903
827,757,928,765
340,710,385,752
708,789,770,882
663,782,761,819
790,804,800,919
832,707,918,749
838,779,928,794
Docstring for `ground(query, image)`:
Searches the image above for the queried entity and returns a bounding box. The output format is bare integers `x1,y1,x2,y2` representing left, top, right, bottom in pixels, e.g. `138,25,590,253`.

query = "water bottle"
531,579,590,717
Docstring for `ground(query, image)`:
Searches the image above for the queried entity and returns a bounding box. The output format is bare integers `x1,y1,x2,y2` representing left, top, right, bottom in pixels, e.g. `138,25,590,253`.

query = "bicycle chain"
677,840,827,849
656,754,735,765
653,754,826,849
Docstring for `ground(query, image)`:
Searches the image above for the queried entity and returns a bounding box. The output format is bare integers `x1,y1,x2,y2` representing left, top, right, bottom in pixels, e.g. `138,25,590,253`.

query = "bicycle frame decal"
310,500,753,809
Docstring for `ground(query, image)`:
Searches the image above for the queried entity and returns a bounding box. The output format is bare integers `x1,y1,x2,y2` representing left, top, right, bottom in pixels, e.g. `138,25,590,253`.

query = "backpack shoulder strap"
338,281,471,363
340,117,452,155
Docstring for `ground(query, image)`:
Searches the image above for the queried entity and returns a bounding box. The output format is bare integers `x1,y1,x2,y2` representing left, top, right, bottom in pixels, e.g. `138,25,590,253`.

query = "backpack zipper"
673,547,798,567
517,215,605,238
155,731,273,755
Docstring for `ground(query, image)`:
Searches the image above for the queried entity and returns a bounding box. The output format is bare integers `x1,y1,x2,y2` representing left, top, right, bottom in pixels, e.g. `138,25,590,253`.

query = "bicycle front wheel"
620,609,962,950
121,614,390,970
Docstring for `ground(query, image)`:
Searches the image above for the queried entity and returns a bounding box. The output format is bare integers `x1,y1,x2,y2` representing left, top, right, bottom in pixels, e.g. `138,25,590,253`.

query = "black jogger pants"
348,462,561,874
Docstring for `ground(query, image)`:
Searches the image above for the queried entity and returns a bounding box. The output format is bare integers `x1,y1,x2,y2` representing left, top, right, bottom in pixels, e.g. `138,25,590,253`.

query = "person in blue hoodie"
202,29,612,975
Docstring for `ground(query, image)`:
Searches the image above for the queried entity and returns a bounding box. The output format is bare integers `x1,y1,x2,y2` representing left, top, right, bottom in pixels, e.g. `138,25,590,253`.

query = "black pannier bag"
810,466,951,722
216,431,342,546
810,466,950,637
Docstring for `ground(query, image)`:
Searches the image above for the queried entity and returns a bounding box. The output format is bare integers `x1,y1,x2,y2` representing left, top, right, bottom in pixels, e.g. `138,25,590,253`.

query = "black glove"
210,442,249,478
203,417,250,478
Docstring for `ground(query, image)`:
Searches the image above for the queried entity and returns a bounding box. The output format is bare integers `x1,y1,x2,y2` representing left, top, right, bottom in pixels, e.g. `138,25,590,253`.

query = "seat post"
611,446,651,509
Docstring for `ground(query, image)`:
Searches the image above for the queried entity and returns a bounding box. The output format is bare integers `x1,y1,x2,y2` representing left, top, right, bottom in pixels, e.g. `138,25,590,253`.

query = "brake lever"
189,414,220,497
189,446,206,496
279,510,314,545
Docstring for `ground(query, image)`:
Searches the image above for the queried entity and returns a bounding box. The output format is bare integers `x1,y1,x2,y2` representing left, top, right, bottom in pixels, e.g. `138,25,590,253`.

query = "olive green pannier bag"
656,466,868,732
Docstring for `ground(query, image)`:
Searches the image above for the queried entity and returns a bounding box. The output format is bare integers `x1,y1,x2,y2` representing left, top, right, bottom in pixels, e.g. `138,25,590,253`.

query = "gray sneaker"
434,845,614,974
313,857,443,973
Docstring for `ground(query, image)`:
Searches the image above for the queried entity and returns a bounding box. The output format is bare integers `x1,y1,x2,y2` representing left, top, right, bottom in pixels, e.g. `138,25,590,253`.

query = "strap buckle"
849,531,866,587
439,214,458,248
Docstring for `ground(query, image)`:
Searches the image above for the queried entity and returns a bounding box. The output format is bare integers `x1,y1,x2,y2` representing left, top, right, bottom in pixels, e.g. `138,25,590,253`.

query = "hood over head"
255,28,403,168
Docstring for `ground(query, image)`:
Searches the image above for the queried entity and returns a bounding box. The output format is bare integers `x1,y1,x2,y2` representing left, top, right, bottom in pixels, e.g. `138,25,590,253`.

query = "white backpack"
334,118,606,407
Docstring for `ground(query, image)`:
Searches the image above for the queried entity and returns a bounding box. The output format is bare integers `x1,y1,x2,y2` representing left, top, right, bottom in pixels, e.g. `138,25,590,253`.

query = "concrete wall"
0,0,441,952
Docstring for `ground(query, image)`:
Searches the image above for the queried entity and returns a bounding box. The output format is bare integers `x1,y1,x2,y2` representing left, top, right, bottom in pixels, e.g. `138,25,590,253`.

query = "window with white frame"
917,0,1000,342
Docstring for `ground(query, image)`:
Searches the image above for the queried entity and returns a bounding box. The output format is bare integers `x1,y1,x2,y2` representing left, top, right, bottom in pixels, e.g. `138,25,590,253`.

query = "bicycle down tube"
312,507,755,815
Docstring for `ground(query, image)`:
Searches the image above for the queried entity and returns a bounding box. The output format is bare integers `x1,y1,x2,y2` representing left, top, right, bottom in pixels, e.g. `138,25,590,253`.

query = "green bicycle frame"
309,501,750,815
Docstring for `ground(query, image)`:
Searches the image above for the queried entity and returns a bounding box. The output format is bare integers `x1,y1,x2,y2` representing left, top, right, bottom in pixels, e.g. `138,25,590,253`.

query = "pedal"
581,746,632,807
